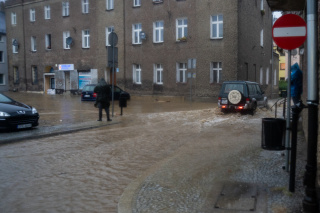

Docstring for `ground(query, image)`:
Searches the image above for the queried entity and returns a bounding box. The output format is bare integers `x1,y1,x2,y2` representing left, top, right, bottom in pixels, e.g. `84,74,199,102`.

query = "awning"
266,0,306,11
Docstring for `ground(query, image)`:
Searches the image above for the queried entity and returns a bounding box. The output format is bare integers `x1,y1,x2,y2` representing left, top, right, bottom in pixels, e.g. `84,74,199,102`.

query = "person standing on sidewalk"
94,78,112,121
290,63,303,105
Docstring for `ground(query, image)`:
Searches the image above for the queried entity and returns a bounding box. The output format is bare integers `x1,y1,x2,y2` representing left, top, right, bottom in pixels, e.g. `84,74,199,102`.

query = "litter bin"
119,96,127,108
261,118,286,150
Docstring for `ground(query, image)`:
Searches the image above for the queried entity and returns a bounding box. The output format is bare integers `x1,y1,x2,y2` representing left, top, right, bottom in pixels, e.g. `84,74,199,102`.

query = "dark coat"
94,79,111,108
290,63,303,98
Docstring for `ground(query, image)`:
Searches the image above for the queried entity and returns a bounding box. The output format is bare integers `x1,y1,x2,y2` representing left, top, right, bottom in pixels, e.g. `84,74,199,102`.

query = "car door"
255,84,264,106
248,84,257,106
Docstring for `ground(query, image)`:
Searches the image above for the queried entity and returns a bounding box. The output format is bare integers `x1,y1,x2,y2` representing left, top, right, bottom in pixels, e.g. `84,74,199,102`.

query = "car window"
0,94,12,102
223,84,244,94
248,84,257,95
255,85,262,94
82,85,95,92
113,87,121,93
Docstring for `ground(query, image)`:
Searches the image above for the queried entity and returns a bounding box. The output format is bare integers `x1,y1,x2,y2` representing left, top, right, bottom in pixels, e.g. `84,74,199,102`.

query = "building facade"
0,11,9,92
5,0,277,99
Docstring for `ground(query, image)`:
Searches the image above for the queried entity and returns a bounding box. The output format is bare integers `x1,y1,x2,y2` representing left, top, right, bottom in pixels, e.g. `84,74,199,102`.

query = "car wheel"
228,90,242,104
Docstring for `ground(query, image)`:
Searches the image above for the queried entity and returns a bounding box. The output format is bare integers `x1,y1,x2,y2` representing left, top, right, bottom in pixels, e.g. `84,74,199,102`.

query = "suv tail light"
93,93,97,98
246,98,250,103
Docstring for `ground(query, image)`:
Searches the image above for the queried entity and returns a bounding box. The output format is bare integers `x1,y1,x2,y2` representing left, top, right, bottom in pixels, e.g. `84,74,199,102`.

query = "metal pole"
303,0,319,211
285,51,291,172
112,31,115,117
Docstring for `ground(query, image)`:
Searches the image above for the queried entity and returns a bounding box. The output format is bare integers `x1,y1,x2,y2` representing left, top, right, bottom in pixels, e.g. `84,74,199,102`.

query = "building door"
50,78,55,89
65,71,70,91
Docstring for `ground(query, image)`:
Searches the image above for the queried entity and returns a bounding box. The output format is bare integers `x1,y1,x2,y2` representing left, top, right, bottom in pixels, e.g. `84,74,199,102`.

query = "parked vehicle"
0,93,39,130
218,81,267,113
81,84,131,101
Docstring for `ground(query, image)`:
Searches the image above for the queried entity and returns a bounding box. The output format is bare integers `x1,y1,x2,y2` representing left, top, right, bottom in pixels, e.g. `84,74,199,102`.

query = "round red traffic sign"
272,14,307,50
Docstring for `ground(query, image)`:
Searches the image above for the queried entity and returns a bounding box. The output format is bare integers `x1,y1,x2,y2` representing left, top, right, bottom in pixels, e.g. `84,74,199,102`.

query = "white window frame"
30,8,35,22
260,29,264,47
154,64,163,84
82,0,89,13
106,26,114,46
62,1,70,17
106,0,114,10
260,67,263,85
132,23,142,44
261,0,264,10
210,62,222,83
13,66,19,84
153,21,164,43
133,64,141,84
11,12,17,25
45,34,51,50
266,67,269,85
0,74,5,85
82,30,90,48
176,18,188,41
133,0,141,7
63,31,70,49
31,36,37,52
211,15,223,39
12,39,18,53
44,6,51,19
176,63,187,83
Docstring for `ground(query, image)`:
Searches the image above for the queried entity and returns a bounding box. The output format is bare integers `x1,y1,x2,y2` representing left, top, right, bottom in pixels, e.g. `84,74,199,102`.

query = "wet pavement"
0,92,308,213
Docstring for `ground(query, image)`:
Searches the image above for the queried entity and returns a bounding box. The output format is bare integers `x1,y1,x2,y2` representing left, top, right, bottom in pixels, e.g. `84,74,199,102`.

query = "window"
176,63,187,83
11,12,16,25
44,6,51,19
31,36,37,52
13,66,19,84
210,62,222,83
132,23,142,44
0,35,3,42
260,29,264,47
153,0,163,3
133,64,141,84
32,66,38,85
45,34,51,50
266,67,269,85
63,31,70,49
106,26,114,46
106,0,114,10
62,1,70,16
12,39,18,53
82,0,89,13
50,78,55,89
280,63,285,70
153,21,164,43
261,0,264,10
82,30,90,48
0,74,4,85
260,67,263,85
211,15,223,39
133,0,141,7
30,9,35,22
154,64,163,84
176,18,187,41
0,51,3,63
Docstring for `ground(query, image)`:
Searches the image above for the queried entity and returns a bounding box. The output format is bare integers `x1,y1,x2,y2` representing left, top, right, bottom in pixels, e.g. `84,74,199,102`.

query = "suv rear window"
82,85,95,92
223,84,244,94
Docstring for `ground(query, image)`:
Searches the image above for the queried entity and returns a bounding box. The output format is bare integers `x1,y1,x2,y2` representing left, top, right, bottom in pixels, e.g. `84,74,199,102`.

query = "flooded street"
0,92,305,212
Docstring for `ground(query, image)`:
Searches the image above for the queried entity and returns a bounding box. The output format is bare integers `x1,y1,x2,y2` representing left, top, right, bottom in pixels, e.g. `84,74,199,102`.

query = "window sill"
106,9,114,11
133,6,141,8
210,37,223,40
132,43,142,46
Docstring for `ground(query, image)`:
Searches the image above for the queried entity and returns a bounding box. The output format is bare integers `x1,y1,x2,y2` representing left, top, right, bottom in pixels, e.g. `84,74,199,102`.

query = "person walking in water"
94,78,112,121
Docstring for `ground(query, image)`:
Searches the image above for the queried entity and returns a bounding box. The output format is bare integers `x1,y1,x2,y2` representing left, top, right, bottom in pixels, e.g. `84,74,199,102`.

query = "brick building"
5,0,277,99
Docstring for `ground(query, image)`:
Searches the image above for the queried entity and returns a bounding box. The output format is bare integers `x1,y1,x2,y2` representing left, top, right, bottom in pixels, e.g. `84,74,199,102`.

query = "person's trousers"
98,104,110,120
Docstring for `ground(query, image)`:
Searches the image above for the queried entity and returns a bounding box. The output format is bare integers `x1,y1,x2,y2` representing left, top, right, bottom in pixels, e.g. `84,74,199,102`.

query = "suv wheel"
228,90,242,104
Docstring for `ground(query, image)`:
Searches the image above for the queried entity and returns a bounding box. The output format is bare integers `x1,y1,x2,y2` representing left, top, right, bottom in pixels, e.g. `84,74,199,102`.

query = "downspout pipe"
303,0,319,211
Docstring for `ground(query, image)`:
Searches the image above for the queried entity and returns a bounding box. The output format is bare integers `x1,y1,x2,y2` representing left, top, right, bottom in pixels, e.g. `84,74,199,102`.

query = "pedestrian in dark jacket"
94,78,112,121
290,63,303,105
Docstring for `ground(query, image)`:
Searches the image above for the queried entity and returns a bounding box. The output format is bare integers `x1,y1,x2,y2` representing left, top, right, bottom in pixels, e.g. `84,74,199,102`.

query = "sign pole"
111,31,115,117
285,51,291,172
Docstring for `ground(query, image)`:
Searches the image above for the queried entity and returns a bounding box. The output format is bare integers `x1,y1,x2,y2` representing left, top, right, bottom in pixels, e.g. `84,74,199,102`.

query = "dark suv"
218,81,267,112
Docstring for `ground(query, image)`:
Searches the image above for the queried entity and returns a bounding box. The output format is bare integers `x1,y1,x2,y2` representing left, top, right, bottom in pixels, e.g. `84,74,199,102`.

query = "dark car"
218,81,267,112
81,84,130,101
0,93,40,130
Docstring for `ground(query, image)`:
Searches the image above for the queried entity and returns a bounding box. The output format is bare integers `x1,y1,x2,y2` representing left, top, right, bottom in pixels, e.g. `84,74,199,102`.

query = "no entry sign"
272,14,307,50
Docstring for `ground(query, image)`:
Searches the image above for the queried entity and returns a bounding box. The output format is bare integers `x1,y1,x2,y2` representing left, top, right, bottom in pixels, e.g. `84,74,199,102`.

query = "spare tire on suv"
228,90,242,104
